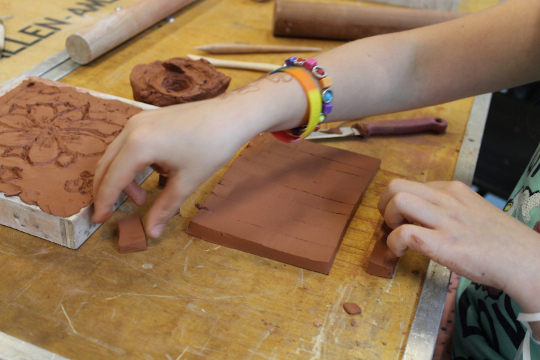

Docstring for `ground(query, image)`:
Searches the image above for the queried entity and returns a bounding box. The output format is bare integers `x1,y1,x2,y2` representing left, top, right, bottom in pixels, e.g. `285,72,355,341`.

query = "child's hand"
91,74,308,238
92,99,258,238
378,179,540,309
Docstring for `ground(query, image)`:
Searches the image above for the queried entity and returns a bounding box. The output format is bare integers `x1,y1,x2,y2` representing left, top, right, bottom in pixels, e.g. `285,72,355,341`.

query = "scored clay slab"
0,77,157,249
187,133,381,274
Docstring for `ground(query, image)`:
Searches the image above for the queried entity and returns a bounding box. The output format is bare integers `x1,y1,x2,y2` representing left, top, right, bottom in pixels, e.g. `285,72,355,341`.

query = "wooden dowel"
187,54,279,72
194,43,322,54
66,0,197,65
273,0,466,41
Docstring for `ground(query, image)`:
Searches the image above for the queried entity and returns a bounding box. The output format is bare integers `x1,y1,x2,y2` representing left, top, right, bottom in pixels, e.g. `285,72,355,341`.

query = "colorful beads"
284,56,334,121
303,57,318,71
311,66,327,79
322,88,333,103
269,56,335,143
319,76,333,89
268,66,322,143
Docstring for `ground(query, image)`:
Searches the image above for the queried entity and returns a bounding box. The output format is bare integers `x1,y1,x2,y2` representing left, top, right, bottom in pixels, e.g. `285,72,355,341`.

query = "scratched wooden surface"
0,0,498,359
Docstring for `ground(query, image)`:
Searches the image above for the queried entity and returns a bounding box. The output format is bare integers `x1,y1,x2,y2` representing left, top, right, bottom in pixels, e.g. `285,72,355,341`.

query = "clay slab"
0,77,157,249
187,134,380,274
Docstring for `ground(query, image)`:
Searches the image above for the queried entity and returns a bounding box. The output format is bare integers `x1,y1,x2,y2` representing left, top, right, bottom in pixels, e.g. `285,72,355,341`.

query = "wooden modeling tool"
306,117,447,140
66,0,197,64
273,0,466,41
195,43,322,54
187,54,279,72
367,222,399,278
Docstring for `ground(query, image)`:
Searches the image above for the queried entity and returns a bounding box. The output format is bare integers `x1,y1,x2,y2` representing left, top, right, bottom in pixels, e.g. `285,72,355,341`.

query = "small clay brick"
158,174,168,187
117,214,147,254
343,302,362,315
366,222,399,278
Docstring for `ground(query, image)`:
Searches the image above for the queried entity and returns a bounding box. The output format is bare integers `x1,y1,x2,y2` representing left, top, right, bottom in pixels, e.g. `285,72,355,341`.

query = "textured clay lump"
0,78,142,217
187,134,381,274
117,214,147,253
130,57,231,107
343,302,362,315
367,222,400,278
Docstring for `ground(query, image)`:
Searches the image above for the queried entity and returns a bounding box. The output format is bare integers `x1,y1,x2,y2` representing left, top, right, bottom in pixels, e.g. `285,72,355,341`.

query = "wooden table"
0,0,498,359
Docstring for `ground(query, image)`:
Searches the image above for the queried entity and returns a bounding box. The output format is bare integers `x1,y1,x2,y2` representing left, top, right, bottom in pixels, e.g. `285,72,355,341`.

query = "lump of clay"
343,302,362,315
117,214,147,253
367,222,399,279
130,57,231,107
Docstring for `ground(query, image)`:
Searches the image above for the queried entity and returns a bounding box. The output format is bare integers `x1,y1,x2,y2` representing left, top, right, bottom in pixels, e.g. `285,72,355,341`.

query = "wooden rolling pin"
66,0,197,64
273,1,466,41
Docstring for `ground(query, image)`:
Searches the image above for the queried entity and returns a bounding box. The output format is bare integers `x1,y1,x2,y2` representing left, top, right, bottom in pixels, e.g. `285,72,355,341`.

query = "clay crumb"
158,174,168,187
314,321,322,327
195,203,208,211
356,341,361,347
343,302,362,315
351,319,356,326
321,127,343,135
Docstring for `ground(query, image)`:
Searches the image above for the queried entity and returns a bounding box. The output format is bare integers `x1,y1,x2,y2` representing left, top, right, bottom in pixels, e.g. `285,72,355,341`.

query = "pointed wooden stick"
194,43,321,54
187,54,279,72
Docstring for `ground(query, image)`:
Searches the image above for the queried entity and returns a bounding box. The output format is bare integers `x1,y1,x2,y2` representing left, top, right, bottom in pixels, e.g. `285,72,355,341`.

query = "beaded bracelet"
270,57,334,142
285,56,334,122
269,66,322,143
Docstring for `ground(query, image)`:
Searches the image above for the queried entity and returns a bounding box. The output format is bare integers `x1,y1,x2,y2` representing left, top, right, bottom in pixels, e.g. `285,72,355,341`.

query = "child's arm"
93,0,540,237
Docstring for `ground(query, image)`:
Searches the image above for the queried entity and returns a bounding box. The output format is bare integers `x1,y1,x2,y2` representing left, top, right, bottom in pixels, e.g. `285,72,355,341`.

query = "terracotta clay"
343,302,362,315
367,222,400,278
186,134,380,274
130,57,231,107
158,174,168,187
321,127,343,135
273,1,465,41
117,214,147,253
0,79,142,217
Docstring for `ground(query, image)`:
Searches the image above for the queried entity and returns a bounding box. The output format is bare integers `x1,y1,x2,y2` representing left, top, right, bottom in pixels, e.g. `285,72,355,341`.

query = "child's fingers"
92,137,153,223
122,180,147,206
378,179,444,216
145,174,196,238
386,224,441,259
93,129,130,197
382,191,442,229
